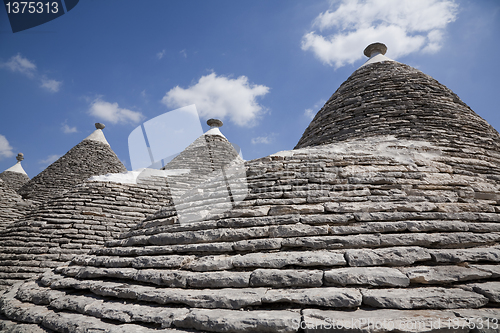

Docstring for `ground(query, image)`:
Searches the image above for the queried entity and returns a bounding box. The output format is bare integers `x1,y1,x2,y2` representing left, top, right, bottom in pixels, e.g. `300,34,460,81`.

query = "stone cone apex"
17,124,126,203
295,43,500,152
0,153,30,192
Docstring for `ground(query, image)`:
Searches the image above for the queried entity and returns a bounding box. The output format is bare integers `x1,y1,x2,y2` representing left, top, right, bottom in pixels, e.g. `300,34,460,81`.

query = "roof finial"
207,119,223,129
364,42,387,58
95,123,105,130
16,153,24,162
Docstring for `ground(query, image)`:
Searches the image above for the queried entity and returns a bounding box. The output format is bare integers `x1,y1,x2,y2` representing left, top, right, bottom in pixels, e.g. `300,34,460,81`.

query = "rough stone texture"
325,267,410,287
295,61,500,155
1,52,500,332
0,171,30,193
18,139,127,203
0,179,30,230
362,288,489,309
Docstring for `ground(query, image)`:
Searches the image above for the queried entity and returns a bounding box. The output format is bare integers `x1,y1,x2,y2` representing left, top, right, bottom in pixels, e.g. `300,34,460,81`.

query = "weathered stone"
250,269,323,287
346,247,431,266
262,288,362,308
362,287,489,309
174,308,300,333
468,282,500,303
401,266,492,284
233,251,346,268
187,271,251,288
302,308,469,333
325,267,409,287
430,248,500,263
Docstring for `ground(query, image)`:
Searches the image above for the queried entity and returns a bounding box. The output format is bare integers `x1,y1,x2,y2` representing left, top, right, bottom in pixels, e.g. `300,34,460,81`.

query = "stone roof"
1,44,500,332
0,179,28,230
0,153,30,193
17,124,127,204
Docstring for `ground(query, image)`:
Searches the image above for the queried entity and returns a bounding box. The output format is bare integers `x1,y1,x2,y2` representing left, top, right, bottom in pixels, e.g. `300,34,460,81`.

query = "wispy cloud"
61,122,78,134
88,98,144,125
0,135,14,160
157,49,166,59
304,99,326,120
41,76,62,92
251,136,273,144
162,72,270,127
1,54,36,77
302,0,458,68
1,53,62,91
39,154,60,166
180,49,187,58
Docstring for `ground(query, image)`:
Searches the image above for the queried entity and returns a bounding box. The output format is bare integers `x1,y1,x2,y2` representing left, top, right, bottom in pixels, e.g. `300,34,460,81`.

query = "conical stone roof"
1,44,500,332
17,124,127,204
0,153,30,193
295,46,500,155
0,179,27,230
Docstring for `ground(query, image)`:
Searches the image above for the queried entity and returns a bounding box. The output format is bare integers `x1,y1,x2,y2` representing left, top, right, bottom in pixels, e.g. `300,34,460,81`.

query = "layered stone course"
1,134,500,332
295,61,500,157
0,171,30,193
0,180,172,291
0,180,29,230
18,140,127,204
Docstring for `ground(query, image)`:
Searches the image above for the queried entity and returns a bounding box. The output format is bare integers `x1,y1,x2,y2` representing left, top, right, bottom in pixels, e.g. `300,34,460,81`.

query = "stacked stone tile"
1,43,500,332
0,153,30,193
18,124,127,204
0,179,28,230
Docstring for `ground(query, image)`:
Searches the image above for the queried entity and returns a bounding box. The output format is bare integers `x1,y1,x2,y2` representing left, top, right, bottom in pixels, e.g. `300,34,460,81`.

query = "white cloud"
141,90,147,98
88,98,144,125
304,99,326,120
251,136,272,144
1,54,62,92
302,0,458,68
180,49,187,58
41,77,62,92
1,54,36,77
0,135,14,160
157,50,166,59
39,154,60,165
62,123,78,134
162,72,270,127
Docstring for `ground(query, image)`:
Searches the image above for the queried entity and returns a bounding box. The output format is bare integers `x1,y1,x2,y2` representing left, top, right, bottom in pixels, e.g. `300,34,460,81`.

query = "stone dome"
0,153,30,193
0,179,27,230
1,44,499,332
17,124,127,204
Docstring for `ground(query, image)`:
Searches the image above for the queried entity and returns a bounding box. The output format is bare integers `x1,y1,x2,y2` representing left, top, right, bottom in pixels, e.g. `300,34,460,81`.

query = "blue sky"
0,0,499,178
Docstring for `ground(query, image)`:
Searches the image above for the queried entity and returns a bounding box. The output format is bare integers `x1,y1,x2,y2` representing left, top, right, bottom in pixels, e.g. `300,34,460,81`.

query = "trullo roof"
0,43,499,333
17,124,127,203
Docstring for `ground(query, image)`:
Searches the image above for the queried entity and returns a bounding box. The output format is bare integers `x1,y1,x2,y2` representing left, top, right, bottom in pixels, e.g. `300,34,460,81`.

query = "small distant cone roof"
18,123,127,203
162,118,240,176
0,153,30,192
0,179,25,229
296,42,500,152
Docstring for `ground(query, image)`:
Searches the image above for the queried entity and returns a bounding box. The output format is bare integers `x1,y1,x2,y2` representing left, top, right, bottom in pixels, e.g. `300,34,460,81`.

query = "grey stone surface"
325,267,409,287
362,287,489,309
249,269,323,287
401,266,492,284
468,282,500,303
345,247,431,266
262,288,362,308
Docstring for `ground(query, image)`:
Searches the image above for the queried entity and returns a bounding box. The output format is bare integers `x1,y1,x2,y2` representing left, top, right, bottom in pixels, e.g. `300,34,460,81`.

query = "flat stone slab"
174,308,301,333
345,247,430,266
325,267,409,287
467,282,500,303
262,288,362,308
400,265,492,284
232,251,346,269
361,287,488,309
250,269,323,287
302,308,469,333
